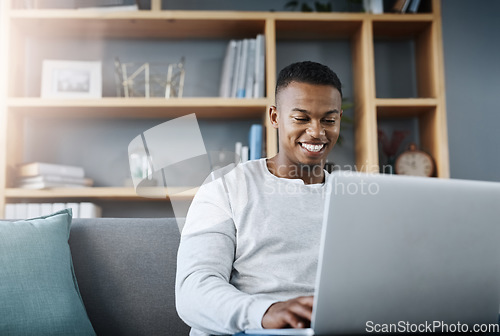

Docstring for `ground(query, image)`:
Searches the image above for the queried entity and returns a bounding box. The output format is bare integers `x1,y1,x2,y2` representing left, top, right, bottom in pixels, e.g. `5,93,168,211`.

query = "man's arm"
175,179,277,335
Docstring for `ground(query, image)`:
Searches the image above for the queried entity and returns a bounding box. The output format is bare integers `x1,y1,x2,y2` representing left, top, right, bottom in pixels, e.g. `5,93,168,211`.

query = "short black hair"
275,61,343,98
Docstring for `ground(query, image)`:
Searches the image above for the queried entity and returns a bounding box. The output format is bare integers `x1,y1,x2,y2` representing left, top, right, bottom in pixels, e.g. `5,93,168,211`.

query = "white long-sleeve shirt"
175,158,330,335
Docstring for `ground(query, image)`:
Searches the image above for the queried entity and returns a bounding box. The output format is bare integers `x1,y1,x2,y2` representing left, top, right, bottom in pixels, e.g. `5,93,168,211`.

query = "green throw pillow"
0,209,95,335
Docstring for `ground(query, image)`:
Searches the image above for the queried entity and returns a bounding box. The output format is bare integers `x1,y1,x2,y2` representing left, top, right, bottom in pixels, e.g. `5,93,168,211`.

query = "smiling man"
176,61,343,336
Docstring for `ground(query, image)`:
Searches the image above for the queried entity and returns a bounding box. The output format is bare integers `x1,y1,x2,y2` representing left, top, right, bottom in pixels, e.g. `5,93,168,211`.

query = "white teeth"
301,143,324,152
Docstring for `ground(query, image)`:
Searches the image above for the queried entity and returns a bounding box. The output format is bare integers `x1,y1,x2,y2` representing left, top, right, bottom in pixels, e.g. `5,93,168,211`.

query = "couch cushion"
69,218,190,336
0,209,96,335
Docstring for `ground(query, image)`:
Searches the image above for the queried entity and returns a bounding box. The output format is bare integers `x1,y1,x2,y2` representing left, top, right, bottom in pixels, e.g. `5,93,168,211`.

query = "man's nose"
306,120,325,138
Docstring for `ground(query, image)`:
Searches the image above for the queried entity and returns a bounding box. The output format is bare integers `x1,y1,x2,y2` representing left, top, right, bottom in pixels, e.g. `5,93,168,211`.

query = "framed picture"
41,60,102,99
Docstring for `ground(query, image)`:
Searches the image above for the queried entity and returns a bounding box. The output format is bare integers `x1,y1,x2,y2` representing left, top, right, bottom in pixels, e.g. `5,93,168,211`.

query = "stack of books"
234,124,264,163
4,202,102,219
76,4,139,11
75,0,139,11
16,162,93,189
363,0,421,14
219,34,266,98
391,0,421,13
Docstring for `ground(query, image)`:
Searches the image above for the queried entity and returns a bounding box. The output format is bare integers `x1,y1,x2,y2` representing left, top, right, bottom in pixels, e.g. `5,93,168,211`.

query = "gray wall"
441,0,500,182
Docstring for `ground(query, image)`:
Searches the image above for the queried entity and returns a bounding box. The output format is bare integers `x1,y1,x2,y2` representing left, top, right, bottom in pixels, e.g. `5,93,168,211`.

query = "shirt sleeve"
175,176,277,335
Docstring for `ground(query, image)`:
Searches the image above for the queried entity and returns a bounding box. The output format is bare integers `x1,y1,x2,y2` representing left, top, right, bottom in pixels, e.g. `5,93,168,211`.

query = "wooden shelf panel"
5,187,197,201
376,98,437,118
7,98,269,119
276,19,362,39
372,17,433,38
273,11,367,39
10,10,267,39
275,13,433,40
9,10,435,40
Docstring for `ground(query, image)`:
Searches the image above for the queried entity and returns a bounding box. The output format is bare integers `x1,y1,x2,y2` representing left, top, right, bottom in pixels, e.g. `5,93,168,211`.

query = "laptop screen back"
312,172,500,335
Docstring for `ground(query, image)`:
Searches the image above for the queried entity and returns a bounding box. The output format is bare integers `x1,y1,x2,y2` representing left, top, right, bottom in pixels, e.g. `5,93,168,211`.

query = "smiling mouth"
300,143,325,153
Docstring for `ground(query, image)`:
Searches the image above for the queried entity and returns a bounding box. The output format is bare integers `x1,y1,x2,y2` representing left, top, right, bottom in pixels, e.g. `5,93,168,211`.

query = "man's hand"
261,296,314,329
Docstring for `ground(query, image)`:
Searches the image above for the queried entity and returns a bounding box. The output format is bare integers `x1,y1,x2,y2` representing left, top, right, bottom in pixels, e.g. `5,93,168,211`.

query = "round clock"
394,143,435,177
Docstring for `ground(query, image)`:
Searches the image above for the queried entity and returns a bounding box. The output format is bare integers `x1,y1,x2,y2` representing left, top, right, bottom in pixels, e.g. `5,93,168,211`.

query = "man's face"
271,81,343,167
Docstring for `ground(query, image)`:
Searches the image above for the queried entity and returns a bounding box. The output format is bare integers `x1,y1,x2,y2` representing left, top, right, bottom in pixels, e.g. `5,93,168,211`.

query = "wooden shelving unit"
376,98,439,118
6,98,269,119
0,0,449,218
4,187,197,201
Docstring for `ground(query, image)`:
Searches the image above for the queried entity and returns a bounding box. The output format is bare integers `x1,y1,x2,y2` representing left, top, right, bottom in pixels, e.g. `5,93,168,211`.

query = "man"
176,61,343,335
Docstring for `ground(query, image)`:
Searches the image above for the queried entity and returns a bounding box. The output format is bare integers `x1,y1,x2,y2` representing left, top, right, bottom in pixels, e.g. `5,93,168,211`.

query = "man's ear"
269,105,279,129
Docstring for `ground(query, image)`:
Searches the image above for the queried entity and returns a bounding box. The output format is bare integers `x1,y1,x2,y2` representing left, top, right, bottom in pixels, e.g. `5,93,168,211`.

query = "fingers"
288,300,312,322
283,311,310,329
296,296,314,307
262,296,314,329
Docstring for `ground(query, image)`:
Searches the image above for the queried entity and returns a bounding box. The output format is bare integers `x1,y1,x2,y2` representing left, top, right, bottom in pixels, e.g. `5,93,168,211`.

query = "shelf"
5,187,197,201
276,18,362,39
10,10,268,39
376,98,437,118
276,13,434,40
372,17,433,38
9,10,435,39
7,98,269,119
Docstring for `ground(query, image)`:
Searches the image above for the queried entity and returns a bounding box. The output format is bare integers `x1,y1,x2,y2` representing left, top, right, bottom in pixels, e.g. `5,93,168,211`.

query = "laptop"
246,172,500,335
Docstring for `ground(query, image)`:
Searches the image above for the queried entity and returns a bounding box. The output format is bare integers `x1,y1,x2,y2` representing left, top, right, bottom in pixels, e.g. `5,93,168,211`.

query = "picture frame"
41,60,102,99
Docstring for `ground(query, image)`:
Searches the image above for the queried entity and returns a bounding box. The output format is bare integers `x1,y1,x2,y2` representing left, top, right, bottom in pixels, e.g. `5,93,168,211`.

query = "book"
3,202,102,219
401,0,411,12
254,34,266,98
245,39,256,99
18,181,91,189
230,40,243,98
80,202,102,218
4,202,68,219
248,124,263,160
75,0,127,7
77,4,139,11
18,162,85,178
17,174,93,187
407,0,422,13
66,203,80,219
27,203,41,218
392,0,411,13
40,203,53,217
364,0,383,13
236,39,249,98
219,40,238,98
235,142,243,163
51,203,66,213
370,0,384,14
241,146,249,162
221,35,265,99
14,203,27,220
363,0,370,12
5,204,15,219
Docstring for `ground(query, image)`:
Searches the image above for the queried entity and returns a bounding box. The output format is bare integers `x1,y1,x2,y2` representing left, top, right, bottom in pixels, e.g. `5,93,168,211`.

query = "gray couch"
69,217,190,335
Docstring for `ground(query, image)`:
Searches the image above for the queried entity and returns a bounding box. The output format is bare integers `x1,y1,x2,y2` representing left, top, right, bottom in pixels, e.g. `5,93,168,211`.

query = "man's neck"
266,156,325,185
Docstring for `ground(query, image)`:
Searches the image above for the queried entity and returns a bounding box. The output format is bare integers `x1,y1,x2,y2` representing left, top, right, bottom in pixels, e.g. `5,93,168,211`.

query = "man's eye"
324,119,336,123
294,118,308,121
